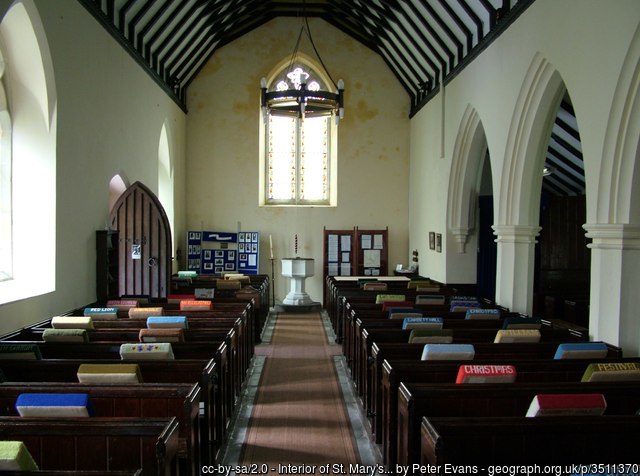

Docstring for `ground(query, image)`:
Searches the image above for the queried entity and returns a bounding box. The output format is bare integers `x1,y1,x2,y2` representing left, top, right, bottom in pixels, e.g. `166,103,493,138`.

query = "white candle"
269,234,274,259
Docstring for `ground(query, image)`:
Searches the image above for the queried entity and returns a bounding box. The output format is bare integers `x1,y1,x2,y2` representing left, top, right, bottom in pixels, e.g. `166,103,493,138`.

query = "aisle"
219,311,380,471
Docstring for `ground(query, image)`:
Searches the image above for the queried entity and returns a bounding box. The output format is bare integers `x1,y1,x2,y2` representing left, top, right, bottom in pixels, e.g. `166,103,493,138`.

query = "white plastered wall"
410,0,640,353
0,0,187,333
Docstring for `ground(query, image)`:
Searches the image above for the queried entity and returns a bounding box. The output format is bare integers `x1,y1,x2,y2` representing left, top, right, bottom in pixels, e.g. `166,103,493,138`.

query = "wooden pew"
0,416,179,475
399,380,640,468
8,324,244,410
0,341,230,463
382,357,640,467
357,325,585,411
170,274,270,341
368,340,621,424
31,304,253,396
420,415,640,465
0,383,200,475
0,358,222,463
348,313,518,381
365,340,620,441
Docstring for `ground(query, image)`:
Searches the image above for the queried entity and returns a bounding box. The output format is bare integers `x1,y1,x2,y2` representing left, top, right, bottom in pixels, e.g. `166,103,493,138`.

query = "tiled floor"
217,309,382,468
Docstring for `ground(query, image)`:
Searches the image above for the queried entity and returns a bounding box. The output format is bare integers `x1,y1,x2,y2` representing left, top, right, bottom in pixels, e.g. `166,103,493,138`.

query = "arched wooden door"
109,181,172,299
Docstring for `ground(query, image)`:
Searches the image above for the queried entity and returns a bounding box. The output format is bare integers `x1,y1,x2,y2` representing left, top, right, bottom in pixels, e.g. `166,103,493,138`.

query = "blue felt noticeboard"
186,230,259,275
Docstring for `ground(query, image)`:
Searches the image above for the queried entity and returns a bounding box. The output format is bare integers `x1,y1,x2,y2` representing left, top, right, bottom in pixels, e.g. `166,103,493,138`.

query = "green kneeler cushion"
0,441,39,471
42,328,89,343
0,344,42,360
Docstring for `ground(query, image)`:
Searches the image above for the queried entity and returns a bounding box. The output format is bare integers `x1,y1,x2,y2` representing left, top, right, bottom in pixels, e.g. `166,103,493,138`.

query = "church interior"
0,0,639,472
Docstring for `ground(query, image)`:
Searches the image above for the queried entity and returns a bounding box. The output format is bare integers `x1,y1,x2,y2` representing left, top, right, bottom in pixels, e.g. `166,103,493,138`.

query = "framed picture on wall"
436,233,442,253
429,232,435,250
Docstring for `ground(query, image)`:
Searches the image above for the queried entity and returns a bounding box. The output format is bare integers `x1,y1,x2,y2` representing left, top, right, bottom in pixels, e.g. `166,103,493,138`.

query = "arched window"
0,0,56,304
0,51,11,281
260,61,338,206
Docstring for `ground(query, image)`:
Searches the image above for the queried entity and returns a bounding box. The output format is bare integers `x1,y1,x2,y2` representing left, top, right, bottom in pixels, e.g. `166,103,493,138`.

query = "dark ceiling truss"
542,97,585,197
78,0,536,115
79,0,584,199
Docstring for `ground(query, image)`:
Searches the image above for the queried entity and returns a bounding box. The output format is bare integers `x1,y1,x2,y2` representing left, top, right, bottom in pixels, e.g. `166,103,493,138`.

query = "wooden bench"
0,358,222,462
0,383,200,475
357,325,585,409
0,416,179,475
366,340,622,454
9,324,246,412
0,341,230,463
382,357,640,467
27,306,252,400
399,380,640,468
420,415,640,465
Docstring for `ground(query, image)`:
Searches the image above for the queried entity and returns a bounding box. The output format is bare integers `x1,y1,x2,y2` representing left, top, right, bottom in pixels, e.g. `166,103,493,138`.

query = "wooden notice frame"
322,227,357,306
355,226,388,277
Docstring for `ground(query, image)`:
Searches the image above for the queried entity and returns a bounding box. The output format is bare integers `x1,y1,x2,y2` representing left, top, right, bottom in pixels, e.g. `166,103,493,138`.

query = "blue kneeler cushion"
15,393,95,417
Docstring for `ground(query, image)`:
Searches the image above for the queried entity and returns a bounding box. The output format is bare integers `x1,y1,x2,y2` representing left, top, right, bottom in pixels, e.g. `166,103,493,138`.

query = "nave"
219,310,380,472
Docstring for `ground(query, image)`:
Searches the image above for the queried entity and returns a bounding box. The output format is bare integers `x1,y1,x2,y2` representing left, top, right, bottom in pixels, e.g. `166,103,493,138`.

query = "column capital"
492,224,541,243
450,227,470,253
583,223,640,250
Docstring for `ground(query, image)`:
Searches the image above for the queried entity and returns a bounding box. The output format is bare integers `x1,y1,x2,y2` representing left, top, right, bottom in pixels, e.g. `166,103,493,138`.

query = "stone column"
492,224,541,315
584,224,640,356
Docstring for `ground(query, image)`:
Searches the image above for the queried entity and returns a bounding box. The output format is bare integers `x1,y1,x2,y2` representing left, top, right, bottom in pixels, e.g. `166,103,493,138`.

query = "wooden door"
109,181,172,299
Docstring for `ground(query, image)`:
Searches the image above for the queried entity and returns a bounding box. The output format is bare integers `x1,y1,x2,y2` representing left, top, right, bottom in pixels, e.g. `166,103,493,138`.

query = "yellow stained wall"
186,18,410,302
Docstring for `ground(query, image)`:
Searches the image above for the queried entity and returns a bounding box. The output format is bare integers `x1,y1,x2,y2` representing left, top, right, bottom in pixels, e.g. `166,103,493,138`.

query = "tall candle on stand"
269,235,274,259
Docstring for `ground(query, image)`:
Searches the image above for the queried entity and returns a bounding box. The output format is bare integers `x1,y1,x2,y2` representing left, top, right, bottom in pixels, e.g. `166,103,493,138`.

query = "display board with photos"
355,227,388,276
237,231,260,274
186,230,260,275
323,227,356,279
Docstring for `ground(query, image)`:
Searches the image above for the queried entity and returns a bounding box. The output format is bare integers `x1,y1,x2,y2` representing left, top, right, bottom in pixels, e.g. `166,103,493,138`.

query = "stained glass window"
264,64,335,206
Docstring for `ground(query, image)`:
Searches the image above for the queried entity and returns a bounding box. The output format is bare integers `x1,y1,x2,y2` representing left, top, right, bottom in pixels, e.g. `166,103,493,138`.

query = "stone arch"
494,53,567,314
447,105,488,253
593,22,640,227
497,53,566,228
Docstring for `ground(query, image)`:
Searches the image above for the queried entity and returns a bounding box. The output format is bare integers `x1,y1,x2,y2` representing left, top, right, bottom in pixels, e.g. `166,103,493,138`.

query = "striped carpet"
238,312,361,467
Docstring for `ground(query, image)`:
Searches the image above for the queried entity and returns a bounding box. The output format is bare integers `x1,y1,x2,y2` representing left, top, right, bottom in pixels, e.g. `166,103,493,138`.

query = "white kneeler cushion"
51,316,94,330
120,342,175,360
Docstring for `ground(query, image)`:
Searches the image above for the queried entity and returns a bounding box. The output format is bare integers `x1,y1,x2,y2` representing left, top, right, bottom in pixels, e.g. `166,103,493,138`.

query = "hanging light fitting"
261,14,344,123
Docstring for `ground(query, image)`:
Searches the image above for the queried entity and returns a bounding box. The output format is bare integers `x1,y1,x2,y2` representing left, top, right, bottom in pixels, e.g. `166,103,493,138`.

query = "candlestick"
269,234,274,259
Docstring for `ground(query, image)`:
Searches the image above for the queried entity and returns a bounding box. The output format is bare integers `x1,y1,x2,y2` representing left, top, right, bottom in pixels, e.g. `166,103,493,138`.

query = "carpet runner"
239,312,361,467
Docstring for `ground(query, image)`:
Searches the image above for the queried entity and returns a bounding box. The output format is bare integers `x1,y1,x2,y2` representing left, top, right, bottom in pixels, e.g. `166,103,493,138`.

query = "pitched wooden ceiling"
79,0,583,196
78,0,535,116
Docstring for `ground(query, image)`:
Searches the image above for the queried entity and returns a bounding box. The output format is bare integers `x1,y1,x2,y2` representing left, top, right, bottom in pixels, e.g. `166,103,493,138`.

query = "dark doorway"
477,195,497,302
